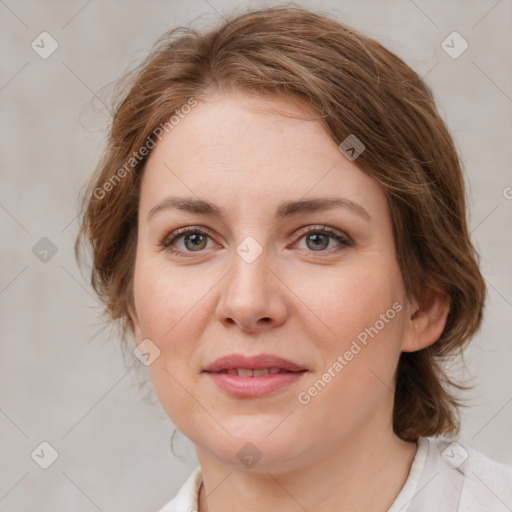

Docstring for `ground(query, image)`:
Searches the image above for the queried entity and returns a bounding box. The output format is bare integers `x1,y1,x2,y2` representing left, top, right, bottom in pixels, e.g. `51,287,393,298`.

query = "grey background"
1,0,511,510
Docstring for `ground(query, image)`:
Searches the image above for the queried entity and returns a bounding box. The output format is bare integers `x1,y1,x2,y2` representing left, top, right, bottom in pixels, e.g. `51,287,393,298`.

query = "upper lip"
203,353,306,373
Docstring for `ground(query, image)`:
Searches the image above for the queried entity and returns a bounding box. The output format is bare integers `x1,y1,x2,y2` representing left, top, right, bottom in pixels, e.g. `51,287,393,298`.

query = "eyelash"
159,225,352,258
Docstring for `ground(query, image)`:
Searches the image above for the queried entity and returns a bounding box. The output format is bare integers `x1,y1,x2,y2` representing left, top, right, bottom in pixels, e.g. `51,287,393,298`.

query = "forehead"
140,93,386,219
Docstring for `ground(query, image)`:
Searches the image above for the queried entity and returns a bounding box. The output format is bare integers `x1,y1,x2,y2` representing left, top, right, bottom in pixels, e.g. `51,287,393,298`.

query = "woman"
76,5,512,511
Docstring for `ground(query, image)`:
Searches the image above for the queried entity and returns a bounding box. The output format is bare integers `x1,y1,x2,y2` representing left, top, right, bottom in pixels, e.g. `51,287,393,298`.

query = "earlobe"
402,289,450,353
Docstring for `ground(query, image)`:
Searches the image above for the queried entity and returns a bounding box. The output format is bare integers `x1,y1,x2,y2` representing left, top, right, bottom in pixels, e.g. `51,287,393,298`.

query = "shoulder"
412,436,512,512
156,466,202,512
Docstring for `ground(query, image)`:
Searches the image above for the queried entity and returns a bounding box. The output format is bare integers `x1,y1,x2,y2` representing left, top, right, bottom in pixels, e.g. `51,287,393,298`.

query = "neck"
196,428,417,512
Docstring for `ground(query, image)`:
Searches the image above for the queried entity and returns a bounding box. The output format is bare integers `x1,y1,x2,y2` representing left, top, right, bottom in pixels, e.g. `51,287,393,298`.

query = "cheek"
132,256,215,429
289,255,406,353
133,256,207,341
291,257,406,417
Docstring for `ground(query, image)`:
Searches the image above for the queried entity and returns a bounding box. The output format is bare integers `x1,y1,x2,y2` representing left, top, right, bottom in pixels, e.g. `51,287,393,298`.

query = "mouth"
203,354,308,397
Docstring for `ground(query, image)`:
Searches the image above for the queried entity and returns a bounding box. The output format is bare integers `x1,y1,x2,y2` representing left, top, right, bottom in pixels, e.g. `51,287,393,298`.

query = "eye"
159,226,216,257
292,225,352,254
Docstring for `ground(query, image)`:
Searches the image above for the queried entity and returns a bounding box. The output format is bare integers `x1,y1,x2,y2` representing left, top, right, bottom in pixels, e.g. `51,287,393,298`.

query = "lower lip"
204,371,307,397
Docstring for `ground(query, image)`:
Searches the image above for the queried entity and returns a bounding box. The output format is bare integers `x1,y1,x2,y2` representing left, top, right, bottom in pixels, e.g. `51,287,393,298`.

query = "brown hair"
76,5,486,441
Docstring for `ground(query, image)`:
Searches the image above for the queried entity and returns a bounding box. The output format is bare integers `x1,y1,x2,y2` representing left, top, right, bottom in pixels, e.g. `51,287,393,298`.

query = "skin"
129,92,450,511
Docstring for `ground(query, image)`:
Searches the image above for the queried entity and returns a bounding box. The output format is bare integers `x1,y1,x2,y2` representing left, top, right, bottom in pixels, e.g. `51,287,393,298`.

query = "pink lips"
203,353,307,398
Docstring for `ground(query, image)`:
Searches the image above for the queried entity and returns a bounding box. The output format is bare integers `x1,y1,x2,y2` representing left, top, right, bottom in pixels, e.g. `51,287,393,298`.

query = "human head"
76,5,485,443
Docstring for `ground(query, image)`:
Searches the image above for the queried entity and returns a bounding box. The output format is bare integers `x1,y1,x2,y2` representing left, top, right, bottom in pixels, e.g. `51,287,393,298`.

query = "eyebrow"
147,196,371,221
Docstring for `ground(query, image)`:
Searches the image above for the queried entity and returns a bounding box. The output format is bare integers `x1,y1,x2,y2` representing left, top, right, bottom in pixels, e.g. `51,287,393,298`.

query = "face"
130,92,415,472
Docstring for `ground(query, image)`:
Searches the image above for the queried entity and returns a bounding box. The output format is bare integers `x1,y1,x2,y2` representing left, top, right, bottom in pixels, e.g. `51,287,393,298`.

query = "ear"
401,288,450,352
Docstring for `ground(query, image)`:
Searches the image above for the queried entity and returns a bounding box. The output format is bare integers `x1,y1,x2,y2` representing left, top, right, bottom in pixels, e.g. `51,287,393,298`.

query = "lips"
203,354,307,397
203,353,306,374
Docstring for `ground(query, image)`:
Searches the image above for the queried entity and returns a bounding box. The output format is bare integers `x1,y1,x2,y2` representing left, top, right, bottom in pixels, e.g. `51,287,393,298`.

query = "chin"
195,424,307,473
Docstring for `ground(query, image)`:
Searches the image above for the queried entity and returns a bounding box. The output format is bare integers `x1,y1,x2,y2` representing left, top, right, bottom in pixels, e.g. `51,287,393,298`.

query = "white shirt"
157,436,512,511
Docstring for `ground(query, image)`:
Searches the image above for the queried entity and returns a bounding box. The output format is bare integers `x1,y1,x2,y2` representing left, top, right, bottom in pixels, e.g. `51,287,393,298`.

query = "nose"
215,250,288,333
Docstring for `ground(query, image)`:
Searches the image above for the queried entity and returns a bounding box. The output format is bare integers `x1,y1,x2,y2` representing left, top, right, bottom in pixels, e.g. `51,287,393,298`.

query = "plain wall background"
1,0,511,510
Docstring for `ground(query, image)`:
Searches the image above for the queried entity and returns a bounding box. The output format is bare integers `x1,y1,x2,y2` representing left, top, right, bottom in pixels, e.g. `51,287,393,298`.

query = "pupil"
307,234,328,251
185,233,206,251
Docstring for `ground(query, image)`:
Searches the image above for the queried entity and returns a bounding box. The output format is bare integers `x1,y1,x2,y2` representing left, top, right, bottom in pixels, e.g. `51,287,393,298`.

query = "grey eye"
181,232,208,251
305,233,330,251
